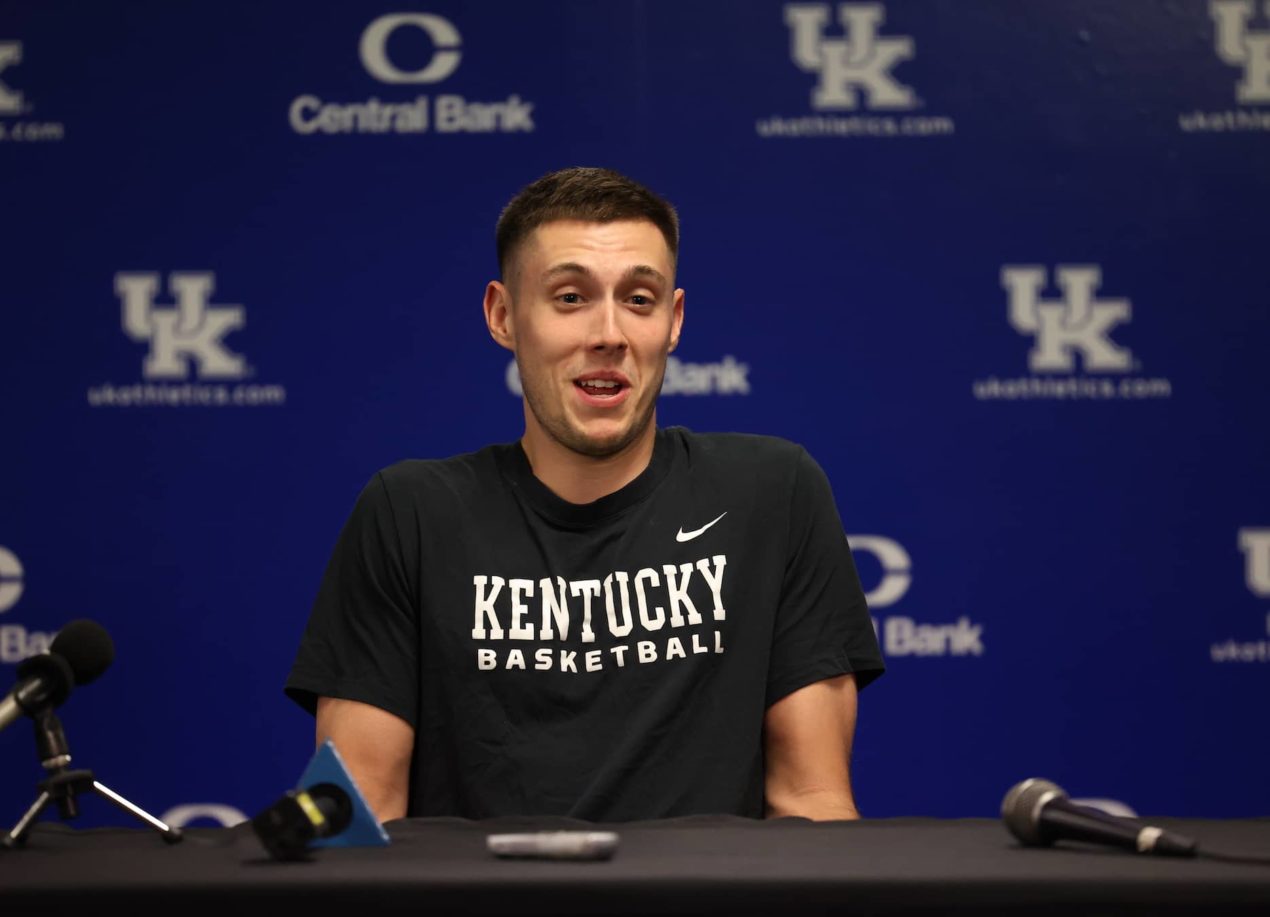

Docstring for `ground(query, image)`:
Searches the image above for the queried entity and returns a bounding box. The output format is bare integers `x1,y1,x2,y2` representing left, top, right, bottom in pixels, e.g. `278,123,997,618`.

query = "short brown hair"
496,167,680,280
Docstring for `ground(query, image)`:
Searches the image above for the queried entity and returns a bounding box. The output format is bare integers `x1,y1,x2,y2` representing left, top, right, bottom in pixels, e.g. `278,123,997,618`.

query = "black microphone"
252,782,354,861
1002,777,1197,857
0,619,114,733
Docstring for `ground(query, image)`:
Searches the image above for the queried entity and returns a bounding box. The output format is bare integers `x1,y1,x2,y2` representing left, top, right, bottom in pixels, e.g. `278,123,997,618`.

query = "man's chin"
559,416,651,459
563,428,637,458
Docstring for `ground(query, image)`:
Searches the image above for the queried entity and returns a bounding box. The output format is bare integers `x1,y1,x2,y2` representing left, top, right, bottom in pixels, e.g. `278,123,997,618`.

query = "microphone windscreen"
1001,777,1066,845
308,783,354,837
251,783,354,860
50,619,115,686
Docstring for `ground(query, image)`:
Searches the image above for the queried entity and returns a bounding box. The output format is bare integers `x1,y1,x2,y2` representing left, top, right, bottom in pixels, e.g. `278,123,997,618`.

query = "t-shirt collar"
497,426,675,529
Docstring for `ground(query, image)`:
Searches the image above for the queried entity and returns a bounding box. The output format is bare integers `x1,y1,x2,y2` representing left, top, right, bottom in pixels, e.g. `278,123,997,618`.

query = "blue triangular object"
296,739,390,848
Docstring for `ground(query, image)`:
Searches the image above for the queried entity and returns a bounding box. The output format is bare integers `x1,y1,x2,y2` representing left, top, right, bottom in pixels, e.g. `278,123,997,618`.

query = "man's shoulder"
669,426,808,469
372,443,508,497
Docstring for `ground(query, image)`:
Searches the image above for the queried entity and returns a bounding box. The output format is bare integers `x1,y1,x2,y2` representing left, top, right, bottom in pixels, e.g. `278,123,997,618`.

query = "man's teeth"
579,380,620,389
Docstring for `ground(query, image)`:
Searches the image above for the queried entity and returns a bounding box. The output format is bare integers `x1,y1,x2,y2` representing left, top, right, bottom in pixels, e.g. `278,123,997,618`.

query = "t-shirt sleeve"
284,470,419,729
765,447,885,708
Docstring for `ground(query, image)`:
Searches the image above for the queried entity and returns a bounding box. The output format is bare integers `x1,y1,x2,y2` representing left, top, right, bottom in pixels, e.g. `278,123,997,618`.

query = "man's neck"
520,421,657,506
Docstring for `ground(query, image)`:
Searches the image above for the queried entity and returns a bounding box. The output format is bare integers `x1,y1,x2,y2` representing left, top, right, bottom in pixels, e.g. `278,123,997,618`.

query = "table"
1,814,1268,915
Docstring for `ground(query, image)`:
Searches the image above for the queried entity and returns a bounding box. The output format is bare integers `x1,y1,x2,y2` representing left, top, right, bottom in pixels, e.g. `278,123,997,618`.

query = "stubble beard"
521,362,666,459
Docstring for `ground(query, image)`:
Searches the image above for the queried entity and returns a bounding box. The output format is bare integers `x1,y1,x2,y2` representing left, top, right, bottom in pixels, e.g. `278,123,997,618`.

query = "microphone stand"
3,710,183,848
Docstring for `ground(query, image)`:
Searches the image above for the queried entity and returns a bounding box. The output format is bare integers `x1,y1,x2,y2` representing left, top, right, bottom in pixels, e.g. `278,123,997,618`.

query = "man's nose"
587,298,628,352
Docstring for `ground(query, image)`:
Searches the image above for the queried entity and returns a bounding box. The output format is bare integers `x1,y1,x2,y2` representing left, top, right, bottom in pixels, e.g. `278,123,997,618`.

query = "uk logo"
784,3,916,110
1003,265,1133,374
1239,528,1270,597
116,273,246,380
1211,0,1270,104
0,42,24,115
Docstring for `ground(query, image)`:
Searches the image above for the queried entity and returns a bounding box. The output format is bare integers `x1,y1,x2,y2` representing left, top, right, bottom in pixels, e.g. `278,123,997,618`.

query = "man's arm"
316,697,414,823
763,673,861,820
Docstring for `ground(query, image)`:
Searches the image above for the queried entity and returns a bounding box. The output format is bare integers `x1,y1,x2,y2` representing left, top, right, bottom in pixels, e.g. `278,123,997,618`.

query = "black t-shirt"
285,426,884,820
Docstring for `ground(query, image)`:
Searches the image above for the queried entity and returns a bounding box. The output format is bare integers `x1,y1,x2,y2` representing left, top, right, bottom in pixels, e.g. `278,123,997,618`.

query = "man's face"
486,219,684,459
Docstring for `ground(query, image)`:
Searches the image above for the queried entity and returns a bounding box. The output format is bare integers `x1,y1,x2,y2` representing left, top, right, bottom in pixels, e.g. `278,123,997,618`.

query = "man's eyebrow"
624,265,668,287
541,262,593,282
539,263,669,287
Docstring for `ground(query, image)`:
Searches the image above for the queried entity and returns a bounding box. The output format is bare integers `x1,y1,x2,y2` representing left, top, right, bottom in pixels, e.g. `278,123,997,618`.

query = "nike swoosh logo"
676,512,727,543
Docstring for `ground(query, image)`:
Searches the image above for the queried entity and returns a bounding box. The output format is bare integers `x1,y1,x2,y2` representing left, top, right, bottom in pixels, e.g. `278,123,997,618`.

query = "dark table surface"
1,814,1269,915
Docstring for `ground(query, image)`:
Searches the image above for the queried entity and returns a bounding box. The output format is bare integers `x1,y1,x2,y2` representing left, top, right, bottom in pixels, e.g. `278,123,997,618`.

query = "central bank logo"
1240,528,1270,597
161,804,248,829
0,547,53,663
974,264,1172,401
847,535,910,607
785,3,916,110
359,13,461,84
290,12,534,136
848,535,983,657
0,42,25,114
88,273,286,408
1211,0,1270,104
117,273,245,380
1004,265,1132,374
0,546,24,613
505,355,751,397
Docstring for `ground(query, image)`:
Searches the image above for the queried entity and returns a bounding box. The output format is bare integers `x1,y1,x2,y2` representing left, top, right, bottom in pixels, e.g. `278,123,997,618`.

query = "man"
285,167,884,823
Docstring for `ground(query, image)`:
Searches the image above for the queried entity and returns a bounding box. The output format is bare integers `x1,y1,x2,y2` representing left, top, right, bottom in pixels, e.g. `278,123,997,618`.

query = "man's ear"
669,287,685,353
484,280,515,352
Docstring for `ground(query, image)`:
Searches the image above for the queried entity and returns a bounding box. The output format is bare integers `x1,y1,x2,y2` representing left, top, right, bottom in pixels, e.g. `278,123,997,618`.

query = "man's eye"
630,295,651,306
559,293,582,305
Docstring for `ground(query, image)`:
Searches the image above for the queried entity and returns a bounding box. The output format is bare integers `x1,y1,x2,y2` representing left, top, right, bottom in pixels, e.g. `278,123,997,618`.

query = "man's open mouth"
574,379,626,399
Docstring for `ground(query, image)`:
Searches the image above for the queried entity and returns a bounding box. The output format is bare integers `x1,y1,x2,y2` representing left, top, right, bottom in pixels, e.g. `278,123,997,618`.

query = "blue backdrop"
1,0,1267,831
